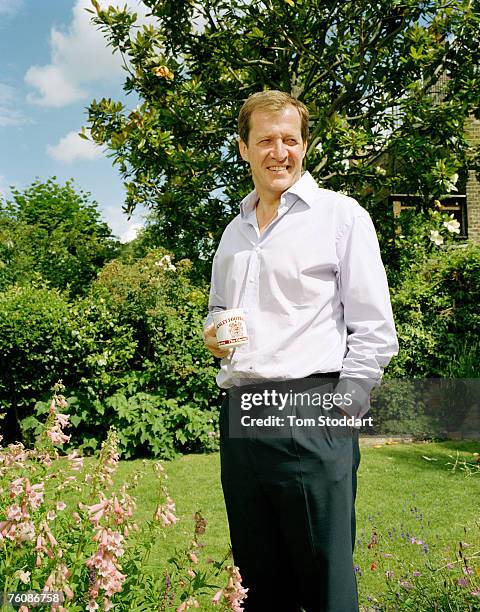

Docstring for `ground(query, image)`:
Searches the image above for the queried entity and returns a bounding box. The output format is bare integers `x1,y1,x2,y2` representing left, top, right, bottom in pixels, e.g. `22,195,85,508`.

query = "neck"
255,190,281,214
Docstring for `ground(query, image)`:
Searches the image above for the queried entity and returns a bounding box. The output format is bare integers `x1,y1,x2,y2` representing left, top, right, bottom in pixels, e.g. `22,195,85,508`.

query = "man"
203,90,398,611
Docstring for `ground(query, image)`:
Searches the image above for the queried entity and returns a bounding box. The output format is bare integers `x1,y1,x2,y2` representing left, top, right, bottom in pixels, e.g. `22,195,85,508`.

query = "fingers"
203,324,231,358
204,324,216,337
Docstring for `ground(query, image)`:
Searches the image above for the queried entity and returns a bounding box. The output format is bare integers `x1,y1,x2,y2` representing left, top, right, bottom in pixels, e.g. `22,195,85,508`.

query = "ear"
239,139,249,162
301,138,307,160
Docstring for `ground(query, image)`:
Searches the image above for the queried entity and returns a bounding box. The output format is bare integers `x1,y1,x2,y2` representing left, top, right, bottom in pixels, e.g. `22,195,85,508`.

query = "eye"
285,138,297,145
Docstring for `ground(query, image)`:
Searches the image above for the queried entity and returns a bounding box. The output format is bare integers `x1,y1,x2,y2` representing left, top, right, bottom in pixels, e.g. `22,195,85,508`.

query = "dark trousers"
219,388,361,612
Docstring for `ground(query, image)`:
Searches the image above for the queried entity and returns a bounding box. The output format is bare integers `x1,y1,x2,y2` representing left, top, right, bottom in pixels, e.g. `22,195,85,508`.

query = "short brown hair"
238,90,309,145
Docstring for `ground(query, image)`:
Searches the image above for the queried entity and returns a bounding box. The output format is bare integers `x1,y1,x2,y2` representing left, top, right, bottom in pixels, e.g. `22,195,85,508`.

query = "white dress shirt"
205,171,398,403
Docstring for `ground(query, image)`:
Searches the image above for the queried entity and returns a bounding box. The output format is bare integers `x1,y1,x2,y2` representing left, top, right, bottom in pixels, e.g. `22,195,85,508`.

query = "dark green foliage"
0,283,137,444
0,285,75,440
92,248,219,408
4,247,221,457
388,242,480,378
99,392,219,459
0,178,119,296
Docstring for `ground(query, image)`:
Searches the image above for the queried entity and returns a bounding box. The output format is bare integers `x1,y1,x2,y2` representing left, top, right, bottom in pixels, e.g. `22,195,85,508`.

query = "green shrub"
8,248,221,457
101,391,219,459
0,285,76,439
0,178,118,296
92,248,219,410
0,283,138,446
388,242,480,378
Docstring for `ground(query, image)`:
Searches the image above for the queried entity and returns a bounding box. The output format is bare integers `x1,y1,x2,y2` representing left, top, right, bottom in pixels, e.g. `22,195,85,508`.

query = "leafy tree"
0,178,119,295
85,0,480,279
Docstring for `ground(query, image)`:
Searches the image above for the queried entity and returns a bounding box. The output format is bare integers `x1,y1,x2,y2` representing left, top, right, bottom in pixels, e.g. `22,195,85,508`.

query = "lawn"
104,439,480,610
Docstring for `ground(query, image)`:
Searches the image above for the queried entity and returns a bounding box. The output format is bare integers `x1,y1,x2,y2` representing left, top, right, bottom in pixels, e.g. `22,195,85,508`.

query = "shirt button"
254,247,260,253
249,278,254,283
280,197,286,205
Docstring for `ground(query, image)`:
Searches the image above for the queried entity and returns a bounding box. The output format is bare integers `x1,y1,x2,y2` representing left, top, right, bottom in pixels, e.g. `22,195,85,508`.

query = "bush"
79,391,219,459
92,248,218,408
385,207,463,289
388,242,480,378
0,285,76,440
0,283,139,447
0,178,118,296
4,248,221,458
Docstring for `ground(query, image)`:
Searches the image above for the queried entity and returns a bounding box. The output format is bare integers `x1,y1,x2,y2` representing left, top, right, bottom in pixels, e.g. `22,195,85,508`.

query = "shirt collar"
239,171,318,219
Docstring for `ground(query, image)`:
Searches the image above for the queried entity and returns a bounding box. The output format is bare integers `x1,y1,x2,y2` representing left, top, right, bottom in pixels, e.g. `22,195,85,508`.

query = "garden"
1,0,480,610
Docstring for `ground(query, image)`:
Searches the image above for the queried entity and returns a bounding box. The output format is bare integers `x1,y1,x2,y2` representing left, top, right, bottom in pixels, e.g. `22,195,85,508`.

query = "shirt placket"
238,200,291,374
240,243,260,371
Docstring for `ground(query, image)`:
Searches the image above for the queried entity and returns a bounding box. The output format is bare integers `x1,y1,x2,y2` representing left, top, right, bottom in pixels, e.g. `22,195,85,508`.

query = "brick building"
466,116,480,242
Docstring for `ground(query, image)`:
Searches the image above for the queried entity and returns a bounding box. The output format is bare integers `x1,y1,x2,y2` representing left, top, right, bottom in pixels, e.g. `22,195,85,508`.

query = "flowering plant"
388,206,464,289
395,207,461,250
0,383,247,611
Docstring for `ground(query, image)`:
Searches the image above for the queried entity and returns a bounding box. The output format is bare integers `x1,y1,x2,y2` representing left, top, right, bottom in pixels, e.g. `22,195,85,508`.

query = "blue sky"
0,0,149,241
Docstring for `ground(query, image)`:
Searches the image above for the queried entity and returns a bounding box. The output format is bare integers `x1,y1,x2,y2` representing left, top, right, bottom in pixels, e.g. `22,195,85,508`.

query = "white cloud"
46,130,104,163
25,65,86,108
0,0,23,16
25,0,153,107
102,204,146,242
0,83,28,127
119,222,143,243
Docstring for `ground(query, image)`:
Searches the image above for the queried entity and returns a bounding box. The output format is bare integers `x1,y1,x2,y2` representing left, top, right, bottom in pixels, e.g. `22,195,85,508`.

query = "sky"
0,0,151,242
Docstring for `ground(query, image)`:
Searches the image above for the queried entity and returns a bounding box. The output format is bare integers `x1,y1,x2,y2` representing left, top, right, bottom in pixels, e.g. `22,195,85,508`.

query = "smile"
267,166,289,172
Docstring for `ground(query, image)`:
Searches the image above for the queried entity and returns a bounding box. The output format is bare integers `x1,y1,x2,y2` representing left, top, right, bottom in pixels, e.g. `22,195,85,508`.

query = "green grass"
104,441,480,610
354,440,480,608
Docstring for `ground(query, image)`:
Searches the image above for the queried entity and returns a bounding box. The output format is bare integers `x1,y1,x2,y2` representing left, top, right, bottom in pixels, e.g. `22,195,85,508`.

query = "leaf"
69,415,83,427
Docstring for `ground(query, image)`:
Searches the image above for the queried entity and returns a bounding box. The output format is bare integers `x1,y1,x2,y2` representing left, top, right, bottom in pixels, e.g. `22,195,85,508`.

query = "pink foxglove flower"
46,428,71,445
188,552,199,564
6,504,23,521
67,450,83,471
16,570,31,584
155,495,178,526
26,481,44,510
212,589,224,605
9,478,25,497
16,521,35,543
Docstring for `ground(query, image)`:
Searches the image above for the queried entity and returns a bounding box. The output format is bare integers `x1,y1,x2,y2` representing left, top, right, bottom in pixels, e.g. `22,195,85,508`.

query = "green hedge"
388,242,480,378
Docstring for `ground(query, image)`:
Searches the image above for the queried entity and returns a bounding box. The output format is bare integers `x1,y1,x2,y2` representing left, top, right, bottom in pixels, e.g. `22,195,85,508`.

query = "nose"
271,139,287,160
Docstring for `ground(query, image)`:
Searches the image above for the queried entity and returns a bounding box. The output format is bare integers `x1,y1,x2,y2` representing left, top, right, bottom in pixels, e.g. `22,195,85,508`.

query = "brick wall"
466,117,480,243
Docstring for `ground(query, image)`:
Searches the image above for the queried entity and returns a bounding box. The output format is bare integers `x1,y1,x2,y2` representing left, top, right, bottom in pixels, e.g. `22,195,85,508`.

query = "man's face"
239,105,307,200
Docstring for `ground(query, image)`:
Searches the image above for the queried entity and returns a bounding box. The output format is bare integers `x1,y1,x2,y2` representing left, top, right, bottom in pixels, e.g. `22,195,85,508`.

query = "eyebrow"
256,134,299,141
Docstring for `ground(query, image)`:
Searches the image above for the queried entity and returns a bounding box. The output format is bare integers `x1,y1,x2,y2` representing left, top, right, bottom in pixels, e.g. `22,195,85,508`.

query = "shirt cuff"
335,377,379,419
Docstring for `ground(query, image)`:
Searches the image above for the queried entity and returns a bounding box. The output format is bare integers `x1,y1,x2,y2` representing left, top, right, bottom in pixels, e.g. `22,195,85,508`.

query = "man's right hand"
203,324,232,359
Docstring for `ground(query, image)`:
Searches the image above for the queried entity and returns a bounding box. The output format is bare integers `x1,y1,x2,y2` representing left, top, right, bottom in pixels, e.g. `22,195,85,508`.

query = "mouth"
267,165,290,173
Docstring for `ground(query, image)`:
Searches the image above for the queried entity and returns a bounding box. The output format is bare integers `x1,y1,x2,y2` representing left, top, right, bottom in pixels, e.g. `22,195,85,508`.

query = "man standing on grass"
203,90,398,611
